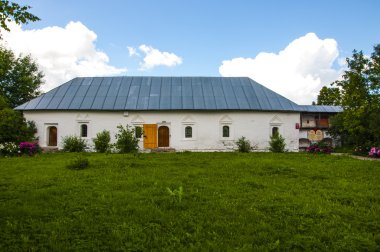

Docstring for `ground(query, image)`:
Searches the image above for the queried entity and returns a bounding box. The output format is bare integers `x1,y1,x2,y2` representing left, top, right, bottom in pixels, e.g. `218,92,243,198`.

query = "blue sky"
4,0,380,104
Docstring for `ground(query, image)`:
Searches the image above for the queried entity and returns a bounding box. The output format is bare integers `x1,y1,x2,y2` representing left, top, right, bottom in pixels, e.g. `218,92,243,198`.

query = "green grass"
0,152,379,251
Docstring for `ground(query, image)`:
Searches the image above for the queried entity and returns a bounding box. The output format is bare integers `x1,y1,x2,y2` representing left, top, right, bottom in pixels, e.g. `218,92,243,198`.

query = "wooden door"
158,126,169,147
48,126,57,146
143,124,157,149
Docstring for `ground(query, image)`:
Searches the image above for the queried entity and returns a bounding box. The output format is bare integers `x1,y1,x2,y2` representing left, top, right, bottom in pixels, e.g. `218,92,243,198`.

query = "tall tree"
0,46,43,108
328,45,380,146
0,0,40,38
317,86,341,105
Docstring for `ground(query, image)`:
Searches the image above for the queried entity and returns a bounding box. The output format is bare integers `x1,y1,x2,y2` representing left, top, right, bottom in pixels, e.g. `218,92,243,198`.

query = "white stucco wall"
23,111,300,151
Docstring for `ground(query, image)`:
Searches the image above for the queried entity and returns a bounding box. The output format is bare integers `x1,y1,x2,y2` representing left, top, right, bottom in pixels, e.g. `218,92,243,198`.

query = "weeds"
166,186,184,203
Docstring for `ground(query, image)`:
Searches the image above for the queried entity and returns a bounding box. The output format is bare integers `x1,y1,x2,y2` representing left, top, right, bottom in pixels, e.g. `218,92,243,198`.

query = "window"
80,124,88,137
135,126,143,139
223,125,230,138
185,126,192,138
272,127,279,136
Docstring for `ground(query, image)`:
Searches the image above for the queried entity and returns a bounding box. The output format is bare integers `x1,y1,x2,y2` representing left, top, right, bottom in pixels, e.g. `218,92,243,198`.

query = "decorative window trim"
182,122,196,141
134,125,143,140
77,121,90,139
220,122,233,140
269,124,282,137
131,123,143,142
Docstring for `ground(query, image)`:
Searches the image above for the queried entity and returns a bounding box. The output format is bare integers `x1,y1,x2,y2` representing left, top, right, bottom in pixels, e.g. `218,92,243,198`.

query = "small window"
272,127,279,136
223,125,230,138
135,126,143,139
80,124,88,137
185,126,192,138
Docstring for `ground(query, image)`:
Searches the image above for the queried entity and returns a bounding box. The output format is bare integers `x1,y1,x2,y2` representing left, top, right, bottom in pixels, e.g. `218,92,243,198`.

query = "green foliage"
317,86,341,105
0,108,36,143
62,135,87,152
66,156,89,170
236,136,253,153
0,152,379,250
328,44,380,147
115,125,139,153
0,46,43,108
93,130,111,153
269,132,286,153
0,1,40,36
0,94,8,109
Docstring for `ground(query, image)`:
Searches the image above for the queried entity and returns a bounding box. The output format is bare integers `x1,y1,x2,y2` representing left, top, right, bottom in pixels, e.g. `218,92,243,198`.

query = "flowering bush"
19,142,41,156
306,142,333,154
0,142,19,156
368,147,380,158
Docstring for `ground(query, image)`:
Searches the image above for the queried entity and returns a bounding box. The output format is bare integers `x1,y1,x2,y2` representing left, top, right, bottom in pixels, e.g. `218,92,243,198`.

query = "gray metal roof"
15,76,342,113
298,105,342,113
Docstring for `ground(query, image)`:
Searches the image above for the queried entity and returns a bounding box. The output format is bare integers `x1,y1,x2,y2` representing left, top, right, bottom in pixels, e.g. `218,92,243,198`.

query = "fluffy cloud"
1,21,127,91
127,46,139,57
219,33,343,104
127,44,182,70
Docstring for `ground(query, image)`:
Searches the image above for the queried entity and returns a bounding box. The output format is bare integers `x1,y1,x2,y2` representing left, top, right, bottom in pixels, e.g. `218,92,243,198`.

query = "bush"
62,135,87,152
269,132,286,153
115,125,139,153
236,137,252,153
306,142,333,154
66,156,89,170
93,130,111,153
0,108,37,143
369,147,380,158
0,142,19,156
19,142,40,156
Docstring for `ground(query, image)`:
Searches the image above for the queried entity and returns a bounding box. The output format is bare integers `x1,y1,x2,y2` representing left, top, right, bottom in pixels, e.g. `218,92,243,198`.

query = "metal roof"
298,105,342,113
15,76,342,113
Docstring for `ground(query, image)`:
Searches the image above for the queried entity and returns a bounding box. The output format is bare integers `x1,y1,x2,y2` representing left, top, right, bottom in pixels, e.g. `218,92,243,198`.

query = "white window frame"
220,122,233,141
77,121,90,139
182,123,196,141
133,124,143,141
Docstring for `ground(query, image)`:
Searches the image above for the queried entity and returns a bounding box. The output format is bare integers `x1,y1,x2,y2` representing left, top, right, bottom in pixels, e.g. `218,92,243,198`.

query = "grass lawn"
0,152,379,251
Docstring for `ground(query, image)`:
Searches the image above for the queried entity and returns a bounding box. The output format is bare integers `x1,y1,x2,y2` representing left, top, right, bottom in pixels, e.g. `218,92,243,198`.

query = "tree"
328,44,380,146
0,108,36,143
0,0,40,38
269,132,286,153
317,86,341,105
0,46,43,108
115,125,139,153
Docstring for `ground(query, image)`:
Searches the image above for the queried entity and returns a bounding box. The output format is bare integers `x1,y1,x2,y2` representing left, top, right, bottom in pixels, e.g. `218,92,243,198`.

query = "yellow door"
143,124,157,149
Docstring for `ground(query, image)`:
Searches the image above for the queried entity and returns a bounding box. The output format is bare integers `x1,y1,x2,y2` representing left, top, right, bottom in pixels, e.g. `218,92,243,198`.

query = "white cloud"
137,44,182,70
1,21,127,91
127,46,139,57
219,33,343,104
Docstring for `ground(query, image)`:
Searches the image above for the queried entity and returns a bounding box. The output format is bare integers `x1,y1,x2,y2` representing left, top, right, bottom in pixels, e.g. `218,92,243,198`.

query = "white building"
15,77,341,151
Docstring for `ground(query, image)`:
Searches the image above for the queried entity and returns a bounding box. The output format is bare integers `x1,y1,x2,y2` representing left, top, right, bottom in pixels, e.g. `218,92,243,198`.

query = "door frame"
158,125,170,147
47,125,58,146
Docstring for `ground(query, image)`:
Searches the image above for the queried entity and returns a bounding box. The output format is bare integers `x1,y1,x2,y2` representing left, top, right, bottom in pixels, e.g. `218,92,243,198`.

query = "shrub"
66,156,89,170
0,108,37,143
0,142,19,156
115,125,139,153
93,130,111,153
19,142,40,156
306,142,333,154
236,137,252,153
62,135,87,152
269,132,286,153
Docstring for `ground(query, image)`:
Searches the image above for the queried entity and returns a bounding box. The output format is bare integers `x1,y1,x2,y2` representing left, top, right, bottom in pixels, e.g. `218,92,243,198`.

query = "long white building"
15,76,342,151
